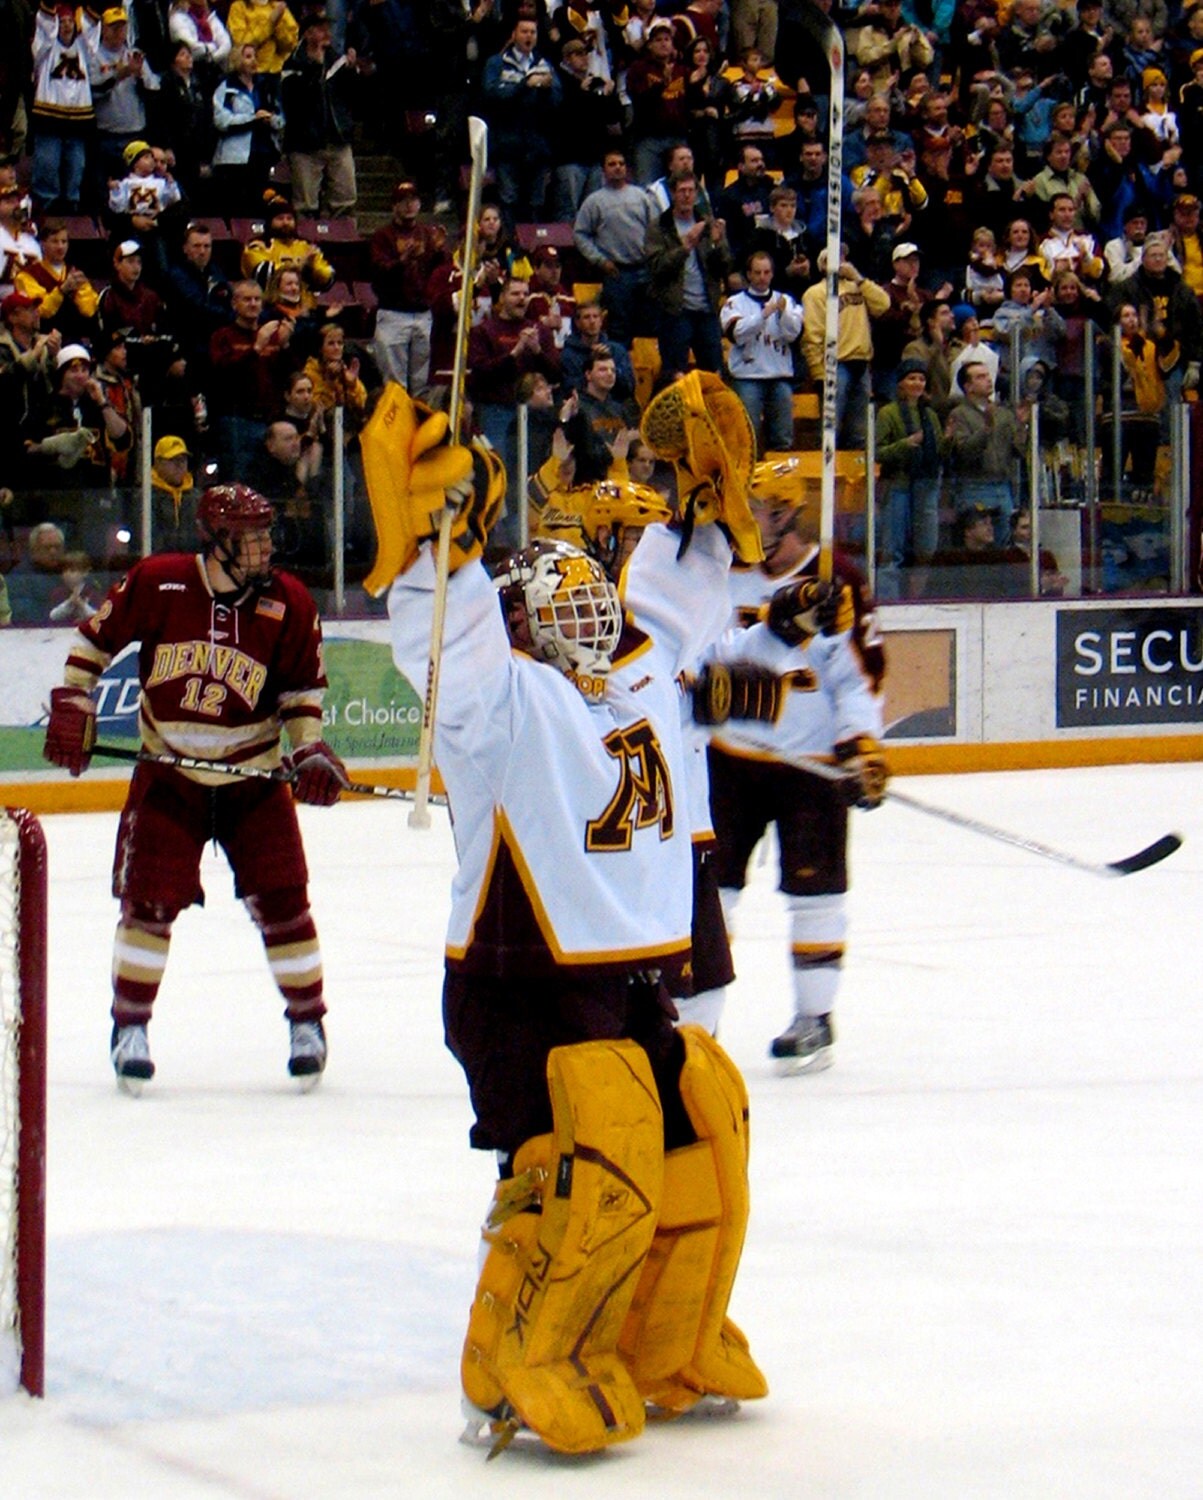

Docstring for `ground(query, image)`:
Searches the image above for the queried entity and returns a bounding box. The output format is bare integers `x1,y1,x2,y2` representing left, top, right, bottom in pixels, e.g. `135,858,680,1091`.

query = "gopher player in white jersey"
362,382,767,1459
707,458,889,1072
532,476,782,1038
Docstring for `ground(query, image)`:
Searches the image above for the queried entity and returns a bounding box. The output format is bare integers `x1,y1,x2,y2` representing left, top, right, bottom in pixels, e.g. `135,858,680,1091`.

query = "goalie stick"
92,742,447,806
410,113,489,832
794,0,845,585
799,755,1182,878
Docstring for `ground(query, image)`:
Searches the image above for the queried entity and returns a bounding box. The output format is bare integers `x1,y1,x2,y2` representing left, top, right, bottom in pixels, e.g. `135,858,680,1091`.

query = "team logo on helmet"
494,539,623,700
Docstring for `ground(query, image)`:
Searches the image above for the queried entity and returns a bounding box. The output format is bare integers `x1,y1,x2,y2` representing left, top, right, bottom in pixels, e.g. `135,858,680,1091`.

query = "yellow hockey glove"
640,371,763,564
360,382,480,596
834,735,890,810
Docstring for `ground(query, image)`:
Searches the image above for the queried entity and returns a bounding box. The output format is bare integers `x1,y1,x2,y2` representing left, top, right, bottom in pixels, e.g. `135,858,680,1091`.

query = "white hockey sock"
674,987,726,1035
787,892,847,1019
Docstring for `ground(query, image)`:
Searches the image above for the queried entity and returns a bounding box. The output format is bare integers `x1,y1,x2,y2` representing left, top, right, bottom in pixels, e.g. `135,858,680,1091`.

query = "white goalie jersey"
388,524,732,985
710,549,886,766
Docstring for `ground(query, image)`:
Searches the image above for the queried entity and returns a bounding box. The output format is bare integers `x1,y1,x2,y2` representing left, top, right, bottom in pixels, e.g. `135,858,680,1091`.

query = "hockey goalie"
362,378,767,1456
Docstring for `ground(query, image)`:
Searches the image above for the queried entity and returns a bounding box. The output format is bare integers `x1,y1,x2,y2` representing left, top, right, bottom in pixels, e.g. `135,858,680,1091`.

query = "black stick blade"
1107,833,1183,876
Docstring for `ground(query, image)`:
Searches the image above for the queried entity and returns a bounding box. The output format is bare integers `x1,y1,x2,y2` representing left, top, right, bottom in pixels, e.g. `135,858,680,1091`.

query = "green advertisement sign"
321,637,422,760
0,631,422,776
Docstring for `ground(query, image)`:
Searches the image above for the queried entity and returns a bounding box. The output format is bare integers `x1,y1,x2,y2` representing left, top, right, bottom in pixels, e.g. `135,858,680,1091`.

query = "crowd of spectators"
3,0,1202,616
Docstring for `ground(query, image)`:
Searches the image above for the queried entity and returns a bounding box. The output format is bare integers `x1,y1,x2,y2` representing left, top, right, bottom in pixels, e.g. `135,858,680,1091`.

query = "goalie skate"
288,1018,327,1090
769,1013,834,1075
111,1023,154,1095
646,1393,742,1422
458,1400,556,1460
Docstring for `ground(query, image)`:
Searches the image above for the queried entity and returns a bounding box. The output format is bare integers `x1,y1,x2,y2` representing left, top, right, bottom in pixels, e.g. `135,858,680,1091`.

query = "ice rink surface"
3,762,1202,1498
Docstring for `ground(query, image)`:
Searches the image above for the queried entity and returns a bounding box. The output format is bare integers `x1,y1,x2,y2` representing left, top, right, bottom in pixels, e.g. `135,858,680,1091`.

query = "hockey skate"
288,1018,327,1088
111,1023,155,1094
458,1397,545,1458
769,1013,834,1074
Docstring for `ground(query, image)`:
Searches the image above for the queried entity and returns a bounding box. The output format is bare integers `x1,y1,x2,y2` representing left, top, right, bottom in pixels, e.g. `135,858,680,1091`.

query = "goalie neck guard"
494,539,623,702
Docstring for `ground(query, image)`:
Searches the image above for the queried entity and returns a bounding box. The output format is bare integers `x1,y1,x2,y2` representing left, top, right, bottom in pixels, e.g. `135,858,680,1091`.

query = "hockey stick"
409,114,489,832
794,1,845,585
91,741,446,806
886,787,1181,878
798,755,1182,877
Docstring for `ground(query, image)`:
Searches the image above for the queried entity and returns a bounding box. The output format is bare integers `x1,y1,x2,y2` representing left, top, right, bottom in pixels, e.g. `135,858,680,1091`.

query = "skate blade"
116,1072,147,1097
459,1404,535,1459
647,1394,741,1422
772,1047,834,1077
293,1070,324,1094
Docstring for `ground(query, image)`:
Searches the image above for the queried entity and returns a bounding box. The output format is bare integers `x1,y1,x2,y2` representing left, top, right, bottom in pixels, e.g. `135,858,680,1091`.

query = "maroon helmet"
197,483,275,588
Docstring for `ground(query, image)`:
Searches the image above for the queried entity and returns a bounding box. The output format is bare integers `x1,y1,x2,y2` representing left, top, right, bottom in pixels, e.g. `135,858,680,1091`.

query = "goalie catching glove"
834,736,890,810
640,371,763,565
286,741,350,806
360,383,505,595
766,577,854,646
690,662,783,727
44,686,97,777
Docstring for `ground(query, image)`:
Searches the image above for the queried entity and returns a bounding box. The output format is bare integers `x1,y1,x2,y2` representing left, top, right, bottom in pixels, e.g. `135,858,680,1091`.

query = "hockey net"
0,807,46,1398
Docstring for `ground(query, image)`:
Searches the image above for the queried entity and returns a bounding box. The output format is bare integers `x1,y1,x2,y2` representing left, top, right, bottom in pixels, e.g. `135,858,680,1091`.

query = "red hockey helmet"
197,483,275,588
197,483,274,545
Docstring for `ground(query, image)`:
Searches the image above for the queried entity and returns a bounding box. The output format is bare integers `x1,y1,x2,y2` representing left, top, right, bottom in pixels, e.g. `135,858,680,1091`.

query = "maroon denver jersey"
65,552,327,783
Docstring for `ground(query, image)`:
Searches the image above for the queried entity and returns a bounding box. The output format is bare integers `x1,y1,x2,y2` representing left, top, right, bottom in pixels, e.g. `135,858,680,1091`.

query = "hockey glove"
691,662,783,726
43,686,97,777
640,371,763,564
287,741,349,807
360,383,478,596
834,735,890,811
766,578,854,646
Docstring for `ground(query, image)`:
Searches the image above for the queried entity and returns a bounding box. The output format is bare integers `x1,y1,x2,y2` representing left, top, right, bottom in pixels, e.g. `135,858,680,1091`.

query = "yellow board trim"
10,734,1202,817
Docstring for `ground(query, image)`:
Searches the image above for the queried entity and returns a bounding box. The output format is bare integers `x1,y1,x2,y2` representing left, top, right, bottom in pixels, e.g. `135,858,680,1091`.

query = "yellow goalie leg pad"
461,1038,664,1454
618,1025,768,1413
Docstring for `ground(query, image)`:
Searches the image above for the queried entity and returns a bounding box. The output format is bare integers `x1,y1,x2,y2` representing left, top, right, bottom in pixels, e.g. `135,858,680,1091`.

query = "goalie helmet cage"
0,807,47,1399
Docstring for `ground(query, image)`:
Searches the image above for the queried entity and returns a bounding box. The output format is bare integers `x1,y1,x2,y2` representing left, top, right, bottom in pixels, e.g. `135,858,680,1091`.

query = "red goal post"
1,807,46,1399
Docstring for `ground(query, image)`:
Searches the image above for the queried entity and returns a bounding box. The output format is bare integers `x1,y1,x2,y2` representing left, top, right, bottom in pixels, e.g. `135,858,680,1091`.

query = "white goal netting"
1,810,24,1390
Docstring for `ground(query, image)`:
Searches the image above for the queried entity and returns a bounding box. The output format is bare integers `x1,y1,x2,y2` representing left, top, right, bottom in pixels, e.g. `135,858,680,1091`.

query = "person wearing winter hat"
874,355,946,597
241,188,336,314
948,306,1000,398
23,341,132,544
107,137,182,253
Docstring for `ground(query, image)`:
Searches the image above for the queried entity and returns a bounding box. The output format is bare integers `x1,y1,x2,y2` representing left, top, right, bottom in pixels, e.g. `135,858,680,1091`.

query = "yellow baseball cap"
154,435,190,461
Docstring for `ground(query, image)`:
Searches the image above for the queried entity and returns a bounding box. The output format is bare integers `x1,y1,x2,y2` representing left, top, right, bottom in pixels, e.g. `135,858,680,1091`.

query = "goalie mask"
494,539,623,701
